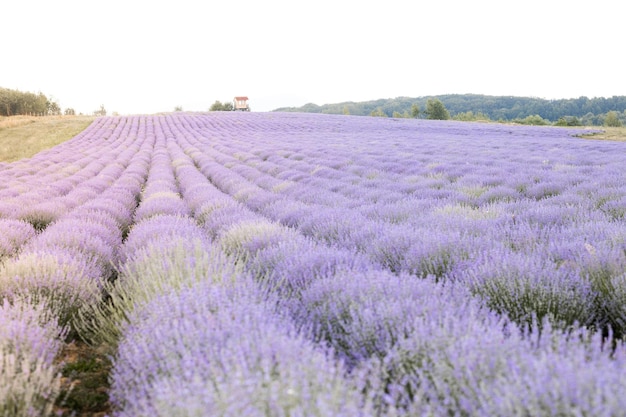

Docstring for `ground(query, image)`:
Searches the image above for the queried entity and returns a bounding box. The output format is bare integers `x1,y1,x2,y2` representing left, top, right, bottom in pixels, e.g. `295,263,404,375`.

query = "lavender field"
1,112,626,416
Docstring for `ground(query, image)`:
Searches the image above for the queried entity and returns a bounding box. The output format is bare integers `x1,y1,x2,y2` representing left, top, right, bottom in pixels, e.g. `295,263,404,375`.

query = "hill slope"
274,94,626,124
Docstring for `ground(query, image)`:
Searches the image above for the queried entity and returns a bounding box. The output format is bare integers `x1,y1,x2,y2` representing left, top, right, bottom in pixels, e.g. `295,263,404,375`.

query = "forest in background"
274,94,626,126
5,85,626,126
0,87,72,116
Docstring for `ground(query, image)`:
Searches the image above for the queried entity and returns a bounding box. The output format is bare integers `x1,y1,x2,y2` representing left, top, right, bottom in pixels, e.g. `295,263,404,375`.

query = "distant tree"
392,111,410,118
567,116,582,126
64,108,75,115
0,87,51,116
554,116,583,127
370,107,387,117
93,104,107,116
514,114,549,125
425,98,450,120
554,117,568,126
604,111,623,127
47,100,61,115
210,100,234,111
581,112,603,126
273,94,626,125
453,111,491,122
410,103,420,118
343,105,350,115
454,111,475,121
174,105,183,112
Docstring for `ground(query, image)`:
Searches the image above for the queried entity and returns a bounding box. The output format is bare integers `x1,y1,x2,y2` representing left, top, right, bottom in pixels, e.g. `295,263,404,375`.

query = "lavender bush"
0,298,66,417
466,248,599,329
0,219,37,259
78,234,234,350
110,277,371,417
0,249,102,328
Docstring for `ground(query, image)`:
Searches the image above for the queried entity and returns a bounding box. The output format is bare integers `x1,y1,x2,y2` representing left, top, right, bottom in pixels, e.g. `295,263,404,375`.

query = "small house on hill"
233,96,250,111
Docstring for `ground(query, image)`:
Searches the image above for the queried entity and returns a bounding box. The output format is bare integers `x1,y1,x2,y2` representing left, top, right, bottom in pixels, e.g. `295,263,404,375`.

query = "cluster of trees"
0,87,79,117
1,87,56,116
369,99,450,120
209,100,234,111
93,104,107,116
275,94,626,126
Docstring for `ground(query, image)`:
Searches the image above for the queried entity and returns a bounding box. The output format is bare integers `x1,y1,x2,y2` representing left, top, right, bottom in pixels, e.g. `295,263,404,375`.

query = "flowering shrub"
0,299,66,417
110,278,371,417
0,219,36,259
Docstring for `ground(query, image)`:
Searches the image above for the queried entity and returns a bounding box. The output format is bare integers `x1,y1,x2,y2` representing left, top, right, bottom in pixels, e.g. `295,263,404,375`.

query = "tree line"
274,94,626,126
209,100,234,111
0,87,75,116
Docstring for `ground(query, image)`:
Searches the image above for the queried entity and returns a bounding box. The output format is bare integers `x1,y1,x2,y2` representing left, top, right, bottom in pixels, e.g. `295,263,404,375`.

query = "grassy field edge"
0,115,95,162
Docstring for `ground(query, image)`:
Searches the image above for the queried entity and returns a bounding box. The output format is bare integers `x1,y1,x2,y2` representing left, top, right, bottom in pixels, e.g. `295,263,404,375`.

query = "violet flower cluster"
0,298,66,416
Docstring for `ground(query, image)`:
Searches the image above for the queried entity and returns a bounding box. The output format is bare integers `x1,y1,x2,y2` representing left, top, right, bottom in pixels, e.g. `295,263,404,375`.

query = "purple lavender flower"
0,298,66,417
110,278,370,416
0,248,102,327
0,219,37,258
464,248,598,328
120,214,208,263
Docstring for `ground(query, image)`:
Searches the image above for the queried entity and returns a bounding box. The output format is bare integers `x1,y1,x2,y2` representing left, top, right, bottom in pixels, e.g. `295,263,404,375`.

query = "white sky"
3,0,624,114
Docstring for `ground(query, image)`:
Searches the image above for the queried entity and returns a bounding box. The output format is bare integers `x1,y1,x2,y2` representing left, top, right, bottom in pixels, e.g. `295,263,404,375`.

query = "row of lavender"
91,113,626,416
0,116,155,415
80,117,373,416
2,112,626,415
178,112,626,334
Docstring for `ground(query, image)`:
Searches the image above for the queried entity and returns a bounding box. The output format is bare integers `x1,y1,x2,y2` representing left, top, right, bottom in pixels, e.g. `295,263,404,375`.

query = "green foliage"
47,101,61,116
604,111,623,127
370,107,388,117
173,105,183,112
210,100,234,111
274,94,626,126
554,116,582,127
410,103,420,118
64,108,75,116
425,98,450,120
0,87,50,116
392,111,410,118
453,111,491,122
514,114,549,126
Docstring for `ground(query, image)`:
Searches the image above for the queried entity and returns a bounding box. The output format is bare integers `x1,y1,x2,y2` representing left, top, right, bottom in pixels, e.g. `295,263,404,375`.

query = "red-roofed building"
233,96,250,111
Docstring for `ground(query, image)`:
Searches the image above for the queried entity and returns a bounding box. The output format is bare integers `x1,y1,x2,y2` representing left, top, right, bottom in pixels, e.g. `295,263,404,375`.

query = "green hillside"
274,94,626,126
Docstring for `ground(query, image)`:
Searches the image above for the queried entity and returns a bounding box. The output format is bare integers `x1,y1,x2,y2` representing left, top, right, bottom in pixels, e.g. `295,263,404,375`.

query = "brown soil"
54,340,113,417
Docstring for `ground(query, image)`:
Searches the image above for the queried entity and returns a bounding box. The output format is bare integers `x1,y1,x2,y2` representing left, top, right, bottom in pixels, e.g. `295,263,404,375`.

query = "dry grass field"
576,126,626,142
0,115,95,162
